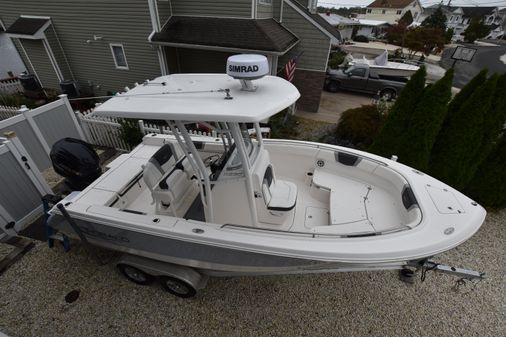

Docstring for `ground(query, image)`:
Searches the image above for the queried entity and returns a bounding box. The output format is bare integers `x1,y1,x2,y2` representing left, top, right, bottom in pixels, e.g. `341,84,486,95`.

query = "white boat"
348,50,420,77
47,54,485,297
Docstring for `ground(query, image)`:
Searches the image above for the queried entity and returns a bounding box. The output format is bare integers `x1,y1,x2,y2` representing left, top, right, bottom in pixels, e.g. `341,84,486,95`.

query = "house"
364,0,423,24
318,12,359,41
355,19,389,38
0,20,26,79
417,5,503,41
1,0,341,112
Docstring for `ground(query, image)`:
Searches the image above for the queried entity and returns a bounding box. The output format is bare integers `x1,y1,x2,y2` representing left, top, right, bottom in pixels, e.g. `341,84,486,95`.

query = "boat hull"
369,67,417,77
48,214,409,276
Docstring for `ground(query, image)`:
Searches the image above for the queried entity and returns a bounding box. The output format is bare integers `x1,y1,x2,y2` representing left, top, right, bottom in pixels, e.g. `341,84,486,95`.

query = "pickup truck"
324,65,408,101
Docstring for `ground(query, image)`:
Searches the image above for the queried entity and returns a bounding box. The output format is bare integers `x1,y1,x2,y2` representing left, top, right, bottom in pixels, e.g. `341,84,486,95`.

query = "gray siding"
0,151,42,221
257,2,273,18
2,0,163,95
273,0,282,21
0,118,51,170
171,0,252,18
19,39,60,90
157,0,172,27
32,104,81,148
278,4,330,72
12,39,35,74
44,26,73,81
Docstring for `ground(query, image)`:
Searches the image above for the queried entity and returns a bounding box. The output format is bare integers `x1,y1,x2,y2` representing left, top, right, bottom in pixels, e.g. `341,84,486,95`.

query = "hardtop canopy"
94,74,300,123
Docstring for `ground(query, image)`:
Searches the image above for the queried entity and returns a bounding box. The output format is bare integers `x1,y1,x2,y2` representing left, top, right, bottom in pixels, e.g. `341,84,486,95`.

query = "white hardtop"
94,73,300,122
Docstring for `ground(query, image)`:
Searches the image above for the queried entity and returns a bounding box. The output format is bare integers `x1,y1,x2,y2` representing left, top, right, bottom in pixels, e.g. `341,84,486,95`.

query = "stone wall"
291,69,326,112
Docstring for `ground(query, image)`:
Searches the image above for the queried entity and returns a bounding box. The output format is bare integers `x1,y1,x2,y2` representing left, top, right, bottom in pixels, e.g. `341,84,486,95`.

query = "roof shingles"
5,17,49,35
367,0,415,9
151,17,298,53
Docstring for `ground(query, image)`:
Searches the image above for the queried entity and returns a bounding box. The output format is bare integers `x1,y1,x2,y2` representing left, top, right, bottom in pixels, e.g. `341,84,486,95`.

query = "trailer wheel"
117,264,155,285
159,276,196,298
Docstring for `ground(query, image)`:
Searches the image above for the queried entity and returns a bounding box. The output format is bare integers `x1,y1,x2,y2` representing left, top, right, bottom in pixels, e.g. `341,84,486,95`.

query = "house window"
258,0,272,5
414,12,418,19
367,9,372,13
382,10,386,14
450,16,454,22
396,10,402,15
110,43,128,70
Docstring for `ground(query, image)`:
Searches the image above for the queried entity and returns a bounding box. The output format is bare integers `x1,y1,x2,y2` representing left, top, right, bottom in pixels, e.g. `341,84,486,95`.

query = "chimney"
308,0,317,14
326,10,331,16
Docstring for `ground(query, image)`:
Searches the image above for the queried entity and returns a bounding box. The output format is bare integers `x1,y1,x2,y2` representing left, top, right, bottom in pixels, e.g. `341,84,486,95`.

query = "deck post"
174,121,214,222
230,123,258,226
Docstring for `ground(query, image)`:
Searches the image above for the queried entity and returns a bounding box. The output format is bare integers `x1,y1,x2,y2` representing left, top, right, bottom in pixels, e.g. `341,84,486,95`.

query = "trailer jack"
400,260,485,284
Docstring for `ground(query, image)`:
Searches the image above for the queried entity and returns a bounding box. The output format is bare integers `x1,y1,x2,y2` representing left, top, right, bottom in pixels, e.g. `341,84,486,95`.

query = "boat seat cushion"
143,144,177,191
165,170,188,199
267,180,297,211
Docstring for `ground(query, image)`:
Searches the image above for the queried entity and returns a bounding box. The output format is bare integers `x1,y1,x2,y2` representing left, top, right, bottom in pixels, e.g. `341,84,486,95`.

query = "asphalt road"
441,41,506,88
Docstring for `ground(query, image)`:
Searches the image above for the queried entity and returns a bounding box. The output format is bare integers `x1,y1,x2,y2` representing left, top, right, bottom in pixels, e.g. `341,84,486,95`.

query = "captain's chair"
262,166,297,213
144,144,178,190
143,144,198,216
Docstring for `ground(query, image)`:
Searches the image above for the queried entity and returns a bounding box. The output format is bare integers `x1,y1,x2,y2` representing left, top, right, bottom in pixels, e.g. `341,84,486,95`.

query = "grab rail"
220,223,409,238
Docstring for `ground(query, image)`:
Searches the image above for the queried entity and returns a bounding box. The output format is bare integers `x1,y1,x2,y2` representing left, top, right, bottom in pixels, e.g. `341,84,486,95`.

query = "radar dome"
226,54,269,80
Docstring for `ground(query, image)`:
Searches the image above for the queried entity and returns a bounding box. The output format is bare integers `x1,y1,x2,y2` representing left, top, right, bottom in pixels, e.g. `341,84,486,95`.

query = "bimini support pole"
174,121,214,222
229,123,258,226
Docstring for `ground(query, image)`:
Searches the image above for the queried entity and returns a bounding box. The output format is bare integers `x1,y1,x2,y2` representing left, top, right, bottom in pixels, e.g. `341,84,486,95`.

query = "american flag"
284,58,297,82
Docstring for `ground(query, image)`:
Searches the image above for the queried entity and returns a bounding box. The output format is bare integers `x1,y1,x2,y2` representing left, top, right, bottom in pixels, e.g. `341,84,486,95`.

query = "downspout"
280,0,284,23
148,0,168,75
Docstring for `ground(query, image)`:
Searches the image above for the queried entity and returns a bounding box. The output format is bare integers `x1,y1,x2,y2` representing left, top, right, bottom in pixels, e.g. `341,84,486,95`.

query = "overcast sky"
318,0,506,8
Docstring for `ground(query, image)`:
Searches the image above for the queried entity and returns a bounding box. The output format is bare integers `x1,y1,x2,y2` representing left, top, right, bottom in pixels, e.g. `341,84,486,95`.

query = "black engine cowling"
50,138,101,191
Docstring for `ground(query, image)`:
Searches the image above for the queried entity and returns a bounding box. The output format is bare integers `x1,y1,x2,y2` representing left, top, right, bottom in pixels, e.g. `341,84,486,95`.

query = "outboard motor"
50,138,101,191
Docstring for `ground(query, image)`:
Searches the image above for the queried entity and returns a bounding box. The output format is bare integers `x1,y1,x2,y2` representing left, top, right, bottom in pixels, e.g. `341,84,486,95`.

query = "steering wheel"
203,154,221,167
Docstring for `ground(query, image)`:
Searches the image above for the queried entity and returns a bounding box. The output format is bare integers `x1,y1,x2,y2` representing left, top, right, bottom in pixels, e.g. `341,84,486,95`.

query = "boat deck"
75,138,421,237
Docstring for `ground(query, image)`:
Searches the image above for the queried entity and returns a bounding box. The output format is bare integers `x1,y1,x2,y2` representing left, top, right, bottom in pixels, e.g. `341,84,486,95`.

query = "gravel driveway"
0,210,504,337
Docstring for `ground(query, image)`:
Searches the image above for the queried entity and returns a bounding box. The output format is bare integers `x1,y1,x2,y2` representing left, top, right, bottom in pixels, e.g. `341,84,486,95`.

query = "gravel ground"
0,210,504,337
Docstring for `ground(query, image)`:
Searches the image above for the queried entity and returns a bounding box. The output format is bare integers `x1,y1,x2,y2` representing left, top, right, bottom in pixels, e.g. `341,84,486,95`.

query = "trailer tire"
159,276,197,298
117,264,155,285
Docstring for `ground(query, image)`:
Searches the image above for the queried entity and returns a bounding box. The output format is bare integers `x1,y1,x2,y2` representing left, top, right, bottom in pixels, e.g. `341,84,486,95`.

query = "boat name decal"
79,226,130,243
228,65,259,73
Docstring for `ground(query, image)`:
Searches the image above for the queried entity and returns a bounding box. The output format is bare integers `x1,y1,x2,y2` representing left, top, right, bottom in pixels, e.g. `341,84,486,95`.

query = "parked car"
324,65,408,100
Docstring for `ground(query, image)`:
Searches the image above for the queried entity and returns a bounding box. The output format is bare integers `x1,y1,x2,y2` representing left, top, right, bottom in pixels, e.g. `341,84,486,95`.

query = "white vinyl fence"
0,95,85,171
0,77,23,95
0,105,19,121
0,134,52,241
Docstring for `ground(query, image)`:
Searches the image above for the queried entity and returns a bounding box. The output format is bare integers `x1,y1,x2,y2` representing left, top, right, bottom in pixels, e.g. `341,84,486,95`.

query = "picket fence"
0,77,24,95
76,109,220,152
0,105,19,121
